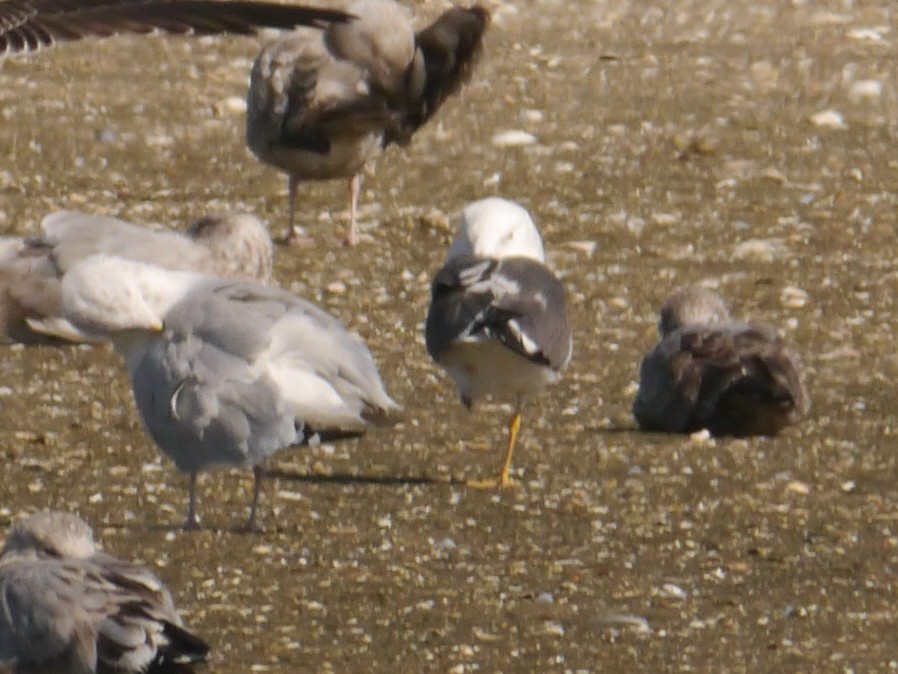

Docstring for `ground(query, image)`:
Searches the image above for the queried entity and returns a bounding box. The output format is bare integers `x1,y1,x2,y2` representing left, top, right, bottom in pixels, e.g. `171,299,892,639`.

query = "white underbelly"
440,339,558,403
267,132,383,180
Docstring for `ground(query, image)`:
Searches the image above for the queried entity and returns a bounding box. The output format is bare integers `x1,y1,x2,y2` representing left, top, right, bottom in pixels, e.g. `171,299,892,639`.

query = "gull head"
2,511,96,559
185,212,273,283
447,197,546,262
61,255,196,338
659,286,732,337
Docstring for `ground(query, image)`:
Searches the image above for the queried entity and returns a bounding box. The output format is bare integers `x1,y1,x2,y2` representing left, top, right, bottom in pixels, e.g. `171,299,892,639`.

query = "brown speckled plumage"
633,286,810,437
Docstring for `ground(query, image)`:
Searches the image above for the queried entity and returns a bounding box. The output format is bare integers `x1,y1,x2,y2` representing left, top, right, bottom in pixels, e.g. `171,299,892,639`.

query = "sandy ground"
1,0,898,670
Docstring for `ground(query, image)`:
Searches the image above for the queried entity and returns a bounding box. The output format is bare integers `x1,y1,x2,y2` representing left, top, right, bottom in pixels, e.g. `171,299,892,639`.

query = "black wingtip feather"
1,0,352,56
151,620,211,671
409,5,490,130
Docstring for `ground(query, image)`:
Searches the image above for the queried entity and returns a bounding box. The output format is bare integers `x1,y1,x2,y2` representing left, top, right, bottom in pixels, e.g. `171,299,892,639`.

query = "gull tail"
147,620,211,672
389,6,490,142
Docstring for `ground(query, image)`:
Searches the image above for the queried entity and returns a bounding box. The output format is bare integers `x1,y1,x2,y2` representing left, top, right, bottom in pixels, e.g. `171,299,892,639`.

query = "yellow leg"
468,409,522,488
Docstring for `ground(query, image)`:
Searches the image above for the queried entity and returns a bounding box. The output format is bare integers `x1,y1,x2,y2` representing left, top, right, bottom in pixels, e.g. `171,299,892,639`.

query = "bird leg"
279,174,301,245
276,175,315,246
183,472,200,530
345,173,361,246
467,404,523,488
244,465,266,532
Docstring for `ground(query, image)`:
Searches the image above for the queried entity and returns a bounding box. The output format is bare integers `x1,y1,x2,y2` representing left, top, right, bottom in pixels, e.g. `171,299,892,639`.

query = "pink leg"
345,174,361,246
282,175,300,245
244,465,265,532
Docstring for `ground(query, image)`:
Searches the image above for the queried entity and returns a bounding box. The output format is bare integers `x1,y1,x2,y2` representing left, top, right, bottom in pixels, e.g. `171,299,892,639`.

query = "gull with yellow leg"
425,198,572,487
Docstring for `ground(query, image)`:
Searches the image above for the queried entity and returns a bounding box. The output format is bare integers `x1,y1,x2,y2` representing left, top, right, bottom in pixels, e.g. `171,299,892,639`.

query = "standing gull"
632,285,810,436
61,256,402,529
0,209,273,345
0,0,351,57
0,511,209,673
425,198,572,487
246,0,490,245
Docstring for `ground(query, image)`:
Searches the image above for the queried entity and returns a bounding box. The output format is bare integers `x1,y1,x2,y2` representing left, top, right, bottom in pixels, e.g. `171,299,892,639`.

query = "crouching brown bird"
633,285,810,437
0,511,209,673
246,0,490,245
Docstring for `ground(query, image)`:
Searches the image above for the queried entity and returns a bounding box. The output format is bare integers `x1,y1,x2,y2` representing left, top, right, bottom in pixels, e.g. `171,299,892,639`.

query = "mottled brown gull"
0,209,272,345
0,0,350,57
246,0,490,245
633,285,810,436
60,255,402,529
425,198,572,487
0,511,209,673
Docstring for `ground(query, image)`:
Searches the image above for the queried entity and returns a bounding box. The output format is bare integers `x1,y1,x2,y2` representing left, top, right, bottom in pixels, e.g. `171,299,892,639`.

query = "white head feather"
446,198,546,262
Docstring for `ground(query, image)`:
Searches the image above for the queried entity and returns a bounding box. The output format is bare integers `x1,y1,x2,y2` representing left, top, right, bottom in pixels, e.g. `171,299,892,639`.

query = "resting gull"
632,285,810,436
0,0,350,57
425,197,572,487
0,209,272,345
0,511,209,673
61,256,402,529
246,0,490,245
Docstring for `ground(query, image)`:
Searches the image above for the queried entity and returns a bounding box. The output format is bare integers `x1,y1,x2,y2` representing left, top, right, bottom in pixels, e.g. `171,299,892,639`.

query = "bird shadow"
588,424,641,434
265,469,457,487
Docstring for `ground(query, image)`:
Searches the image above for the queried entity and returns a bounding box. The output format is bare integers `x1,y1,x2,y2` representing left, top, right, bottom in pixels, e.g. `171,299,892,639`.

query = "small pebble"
491,130,538,147
564,240,597,256
786,480,810,495
810,110,847,129
848,80,882,101
661,583,688,600
780,286,809,308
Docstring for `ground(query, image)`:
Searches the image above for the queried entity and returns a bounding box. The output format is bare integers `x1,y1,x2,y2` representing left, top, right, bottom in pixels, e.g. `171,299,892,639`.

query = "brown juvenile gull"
632,285,810,437
0,209,273,345
0,0,351,58
425,197,572,487
60,255,402,529
246,0,490,246
0,511,209,673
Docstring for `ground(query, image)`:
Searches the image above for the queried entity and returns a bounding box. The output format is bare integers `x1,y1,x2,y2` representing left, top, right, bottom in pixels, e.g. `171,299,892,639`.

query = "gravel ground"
1,0,898,671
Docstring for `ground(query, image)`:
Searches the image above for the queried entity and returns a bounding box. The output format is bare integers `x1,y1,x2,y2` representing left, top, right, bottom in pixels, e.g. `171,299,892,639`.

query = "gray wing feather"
130,323,297,473
0,551,207,672
247,31,386,157
0,558,98,672
0,211,273,344
426,255,572,373
41,211,213,274
129,279,398,474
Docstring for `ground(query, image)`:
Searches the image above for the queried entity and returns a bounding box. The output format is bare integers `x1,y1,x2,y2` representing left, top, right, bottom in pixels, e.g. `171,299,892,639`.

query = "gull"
0,511,209,673
0,0,351,57
0,209,273,345
425,198,572,487
246,0,490,246
633,285,810,436
60,255,402,529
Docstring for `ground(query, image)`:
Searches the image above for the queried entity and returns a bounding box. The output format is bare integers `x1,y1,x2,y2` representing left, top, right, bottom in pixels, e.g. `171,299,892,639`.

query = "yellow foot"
466,475,519,489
